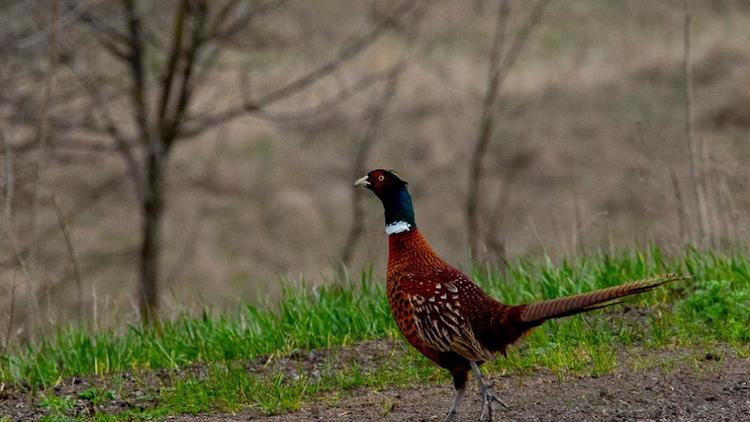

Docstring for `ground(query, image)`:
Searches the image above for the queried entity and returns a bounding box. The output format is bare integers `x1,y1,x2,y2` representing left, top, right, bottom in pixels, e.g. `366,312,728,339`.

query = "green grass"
2,248,749,419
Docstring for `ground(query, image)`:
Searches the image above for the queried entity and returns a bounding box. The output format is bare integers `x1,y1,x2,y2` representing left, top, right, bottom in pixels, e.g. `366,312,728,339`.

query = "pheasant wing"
404,272,494,362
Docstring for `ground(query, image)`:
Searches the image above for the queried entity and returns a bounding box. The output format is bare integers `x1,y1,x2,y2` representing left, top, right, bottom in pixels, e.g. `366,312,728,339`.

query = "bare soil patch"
2,342,747,421
180,351,749,422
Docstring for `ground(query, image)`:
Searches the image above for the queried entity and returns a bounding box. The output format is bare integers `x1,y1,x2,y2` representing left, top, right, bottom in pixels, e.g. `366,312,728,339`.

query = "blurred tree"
78,0,424,324
465,0,548,260
2,0,423,325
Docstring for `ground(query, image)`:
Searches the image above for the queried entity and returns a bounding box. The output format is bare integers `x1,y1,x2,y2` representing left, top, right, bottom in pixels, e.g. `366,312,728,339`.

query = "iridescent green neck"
381,186,416,235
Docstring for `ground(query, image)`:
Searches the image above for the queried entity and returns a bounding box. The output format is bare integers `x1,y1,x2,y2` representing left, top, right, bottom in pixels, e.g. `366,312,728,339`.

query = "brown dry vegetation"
2,1,750,334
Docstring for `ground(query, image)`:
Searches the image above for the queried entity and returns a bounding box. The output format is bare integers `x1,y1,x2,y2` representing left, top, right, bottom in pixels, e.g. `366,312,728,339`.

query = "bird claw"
480,383,509,409
478,382,509,421
443,410,457,422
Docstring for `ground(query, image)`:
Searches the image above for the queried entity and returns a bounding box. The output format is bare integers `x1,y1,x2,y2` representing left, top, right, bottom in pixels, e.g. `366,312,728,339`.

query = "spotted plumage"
355,169,688,422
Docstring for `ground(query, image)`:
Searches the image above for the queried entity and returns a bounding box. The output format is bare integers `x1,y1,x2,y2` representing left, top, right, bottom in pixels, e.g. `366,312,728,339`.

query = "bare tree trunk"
139,147,166,325
683,0,711,247
466,0,510,258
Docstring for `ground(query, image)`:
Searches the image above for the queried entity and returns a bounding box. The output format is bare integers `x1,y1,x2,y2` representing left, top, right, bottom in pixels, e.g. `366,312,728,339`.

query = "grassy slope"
1,249,749,420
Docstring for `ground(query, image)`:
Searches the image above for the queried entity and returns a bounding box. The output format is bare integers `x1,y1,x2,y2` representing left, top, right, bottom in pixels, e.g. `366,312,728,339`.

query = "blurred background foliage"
1,0,749,336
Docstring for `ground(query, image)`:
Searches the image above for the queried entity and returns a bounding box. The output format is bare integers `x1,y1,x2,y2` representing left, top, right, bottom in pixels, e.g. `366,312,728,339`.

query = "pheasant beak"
354,175,370,188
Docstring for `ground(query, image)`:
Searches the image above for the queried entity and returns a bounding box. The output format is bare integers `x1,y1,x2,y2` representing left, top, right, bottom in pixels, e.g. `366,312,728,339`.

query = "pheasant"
354,169,686,422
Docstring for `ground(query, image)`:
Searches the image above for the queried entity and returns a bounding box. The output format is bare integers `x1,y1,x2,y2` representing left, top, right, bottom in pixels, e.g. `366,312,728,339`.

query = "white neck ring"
385,221,412,235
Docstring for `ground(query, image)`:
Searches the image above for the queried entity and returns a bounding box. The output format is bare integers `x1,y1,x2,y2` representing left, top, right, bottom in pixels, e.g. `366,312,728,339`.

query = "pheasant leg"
444,386,465,422
470,361,508,422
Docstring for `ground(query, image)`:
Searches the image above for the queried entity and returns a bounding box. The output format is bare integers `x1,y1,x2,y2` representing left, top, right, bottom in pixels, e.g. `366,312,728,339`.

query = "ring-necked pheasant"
354,169,686,422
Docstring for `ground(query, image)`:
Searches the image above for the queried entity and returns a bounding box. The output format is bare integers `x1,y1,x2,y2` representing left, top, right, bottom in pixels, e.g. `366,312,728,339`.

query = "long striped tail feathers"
519,273,689,325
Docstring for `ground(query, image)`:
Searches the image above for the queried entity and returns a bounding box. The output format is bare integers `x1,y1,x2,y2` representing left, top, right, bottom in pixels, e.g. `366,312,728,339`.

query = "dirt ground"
2,342,747,421
175,354,750,422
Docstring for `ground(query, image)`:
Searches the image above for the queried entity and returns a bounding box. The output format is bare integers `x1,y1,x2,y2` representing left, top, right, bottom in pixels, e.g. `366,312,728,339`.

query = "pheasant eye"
378,175,385,182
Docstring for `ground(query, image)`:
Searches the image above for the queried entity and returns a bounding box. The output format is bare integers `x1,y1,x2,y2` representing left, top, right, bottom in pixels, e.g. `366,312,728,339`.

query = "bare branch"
163,0,209,148
210,0,287,42
71,63,146,199
65,0,131,58
163,126,229,286
682,0,711,247
52,197,84,322
485,148,535,265
340,64,403,268
206,0,241,37
2,273,17,352
1,131,41,332
669,166,689,244
1,131,13,223
465,0,549,256
180,65,396,140
180,0,424,135
24,0,61,329
466,0,511,256
0,172,128,269
265,67,400,123
254,0,420,108
121,0,153,146
157,0,189,133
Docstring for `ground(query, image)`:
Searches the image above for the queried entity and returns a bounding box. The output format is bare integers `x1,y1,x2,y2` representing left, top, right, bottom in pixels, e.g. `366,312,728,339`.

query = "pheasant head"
354,169,416,235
